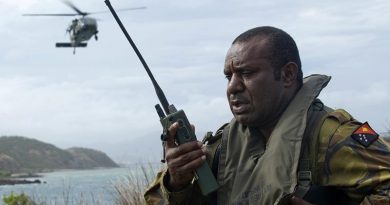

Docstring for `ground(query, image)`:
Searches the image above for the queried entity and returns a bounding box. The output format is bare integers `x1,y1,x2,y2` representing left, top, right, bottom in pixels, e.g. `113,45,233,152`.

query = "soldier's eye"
241,70,253,77
225,75,232,81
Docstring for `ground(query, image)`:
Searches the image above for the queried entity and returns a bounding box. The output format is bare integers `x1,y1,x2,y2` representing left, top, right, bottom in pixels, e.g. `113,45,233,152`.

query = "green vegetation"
0,136,118,173
0,171,11,178
3,192,35,205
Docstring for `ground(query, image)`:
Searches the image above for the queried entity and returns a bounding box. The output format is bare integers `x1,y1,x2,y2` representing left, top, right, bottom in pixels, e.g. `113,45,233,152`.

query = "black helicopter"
23,1,146,54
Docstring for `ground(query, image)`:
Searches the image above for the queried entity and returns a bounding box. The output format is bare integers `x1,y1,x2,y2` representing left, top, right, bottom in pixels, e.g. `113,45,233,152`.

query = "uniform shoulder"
311,108,360,182
316,110,390,201
201,123,229,168
318,108,358,143
202,123,229,145
320,109,384,148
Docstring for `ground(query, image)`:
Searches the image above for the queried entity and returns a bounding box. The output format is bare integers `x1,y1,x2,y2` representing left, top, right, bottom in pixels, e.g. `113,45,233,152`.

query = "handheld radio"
104,0,219,195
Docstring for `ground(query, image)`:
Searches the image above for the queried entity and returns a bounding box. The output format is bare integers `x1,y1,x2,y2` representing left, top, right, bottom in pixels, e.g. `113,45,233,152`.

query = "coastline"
0,178,43,186
0,167,124,186
0,172,44,186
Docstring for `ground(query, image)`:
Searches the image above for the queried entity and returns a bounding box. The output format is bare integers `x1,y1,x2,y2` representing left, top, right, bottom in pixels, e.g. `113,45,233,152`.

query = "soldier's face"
224,37,287,128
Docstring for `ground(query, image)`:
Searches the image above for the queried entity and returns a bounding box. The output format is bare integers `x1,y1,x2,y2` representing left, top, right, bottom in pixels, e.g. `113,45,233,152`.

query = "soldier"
144,26,390,205
67,19,78,36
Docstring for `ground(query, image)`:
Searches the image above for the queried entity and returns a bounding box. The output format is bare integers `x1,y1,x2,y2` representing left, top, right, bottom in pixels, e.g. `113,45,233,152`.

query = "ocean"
0,166,159,205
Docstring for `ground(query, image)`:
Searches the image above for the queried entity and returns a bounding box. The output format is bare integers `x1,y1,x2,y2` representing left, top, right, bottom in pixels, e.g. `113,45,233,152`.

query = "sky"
0,0,389,164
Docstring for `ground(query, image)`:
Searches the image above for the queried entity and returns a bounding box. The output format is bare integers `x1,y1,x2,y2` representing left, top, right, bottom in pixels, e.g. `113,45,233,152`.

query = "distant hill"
66,147,118,169
0,136,119,173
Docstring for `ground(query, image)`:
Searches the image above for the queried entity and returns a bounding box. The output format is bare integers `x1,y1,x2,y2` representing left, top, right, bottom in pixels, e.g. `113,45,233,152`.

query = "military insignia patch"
351,122,379,147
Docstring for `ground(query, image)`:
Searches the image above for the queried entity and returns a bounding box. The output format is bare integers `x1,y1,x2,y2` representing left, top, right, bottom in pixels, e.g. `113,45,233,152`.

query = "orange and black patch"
351,122,379,147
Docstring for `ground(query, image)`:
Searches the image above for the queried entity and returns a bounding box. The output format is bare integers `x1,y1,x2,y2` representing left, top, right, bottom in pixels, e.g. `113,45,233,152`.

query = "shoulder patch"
351,122,379,147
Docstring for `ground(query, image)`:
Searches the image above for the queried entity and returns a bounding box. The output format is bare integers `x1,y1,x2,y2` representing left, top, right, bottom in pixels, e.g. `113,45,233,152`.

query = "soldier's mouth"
231,100,250,114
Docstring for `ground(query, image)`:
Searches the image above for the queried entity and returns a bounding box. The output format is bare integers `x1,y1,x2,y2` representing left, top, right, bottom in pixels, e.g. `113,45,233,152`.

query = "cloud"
320,81,390,130
0,75,158,142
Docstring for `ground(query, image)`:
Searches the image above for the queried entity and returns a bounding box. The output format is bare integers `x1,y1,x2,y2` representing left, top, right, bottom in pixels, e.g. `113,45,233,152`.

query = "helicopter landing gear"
94,31,98,41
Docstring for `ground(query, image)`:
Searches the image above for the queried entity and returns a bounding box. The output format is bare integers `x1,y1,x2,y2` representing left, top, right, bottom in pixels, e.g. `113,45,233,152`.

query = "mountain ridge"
0,136,118,173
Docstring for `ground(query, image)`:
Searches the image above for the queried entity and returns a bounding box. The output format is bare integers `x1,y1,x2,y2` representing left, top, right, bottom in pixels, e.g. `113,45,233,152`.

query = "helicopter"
23,1,146,54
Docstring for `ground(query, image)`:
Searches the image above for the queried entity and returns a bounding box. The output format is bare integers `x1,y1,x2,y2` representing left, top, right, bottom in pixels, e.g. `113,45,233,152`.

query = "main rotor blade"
88,6,147,15
23,2,145,17
23,13,78,16
62,0,88,16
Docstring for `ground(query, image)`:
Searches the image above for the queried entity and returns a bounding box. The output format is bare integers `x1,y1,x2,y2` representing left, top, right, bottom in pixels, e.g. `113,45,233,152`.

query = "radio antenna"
104,0,170,115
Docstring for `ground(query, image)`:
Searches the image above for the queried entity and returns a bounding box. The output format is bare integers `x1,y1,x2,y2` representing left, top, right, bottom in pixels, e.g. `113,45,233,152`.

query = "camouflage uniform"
144,75,390,205
314,110,390,205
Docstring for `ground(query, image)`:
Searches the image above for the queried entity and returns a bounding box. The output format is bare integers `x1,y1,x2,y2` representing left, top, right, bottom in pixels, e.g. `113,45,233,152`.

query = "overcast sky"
0,0,389,163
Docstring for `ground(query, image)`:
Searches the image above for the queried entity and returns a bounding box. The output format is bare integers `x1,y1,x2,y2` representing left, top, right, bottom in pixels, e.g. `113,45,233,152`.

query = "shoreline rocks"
0,178,43,186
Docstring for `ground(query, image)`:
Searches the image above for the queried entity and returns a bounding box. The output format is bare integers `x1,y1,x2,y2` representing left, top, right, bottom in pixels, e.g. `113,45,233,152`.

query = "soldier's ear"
281,62,298,88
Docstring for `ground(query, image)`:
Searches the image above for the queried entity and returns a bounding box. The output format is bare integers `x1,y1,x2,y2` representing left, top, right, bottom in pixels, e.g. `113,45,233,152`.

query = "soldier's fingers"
167,147,205,168
165,122,179,149
170,155,206,174
166,141,203,159
290,196,314,205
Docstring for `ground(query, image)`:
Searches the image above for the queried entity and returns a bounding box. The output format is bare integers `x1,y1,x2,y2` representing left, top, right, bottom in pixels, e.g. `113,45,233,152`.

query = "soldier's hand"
165,122,207,191
290,196,315,205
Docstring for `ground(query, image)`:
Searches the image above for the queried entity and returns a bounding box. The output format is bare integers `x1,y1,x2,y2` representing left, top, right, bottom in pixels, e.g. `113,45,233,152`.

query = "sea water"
0,166,158,205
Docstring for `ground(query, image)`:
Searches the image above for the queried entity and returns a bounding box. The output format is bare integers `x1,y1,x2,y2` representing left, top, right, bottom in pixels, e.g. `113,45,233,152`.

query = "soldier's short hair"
232,26,303,87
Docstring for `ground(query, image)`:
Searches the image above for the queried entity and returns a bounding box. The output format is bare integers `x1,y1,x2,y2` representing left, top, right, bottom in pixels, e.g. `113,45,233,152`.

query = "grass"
112,163,158,205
